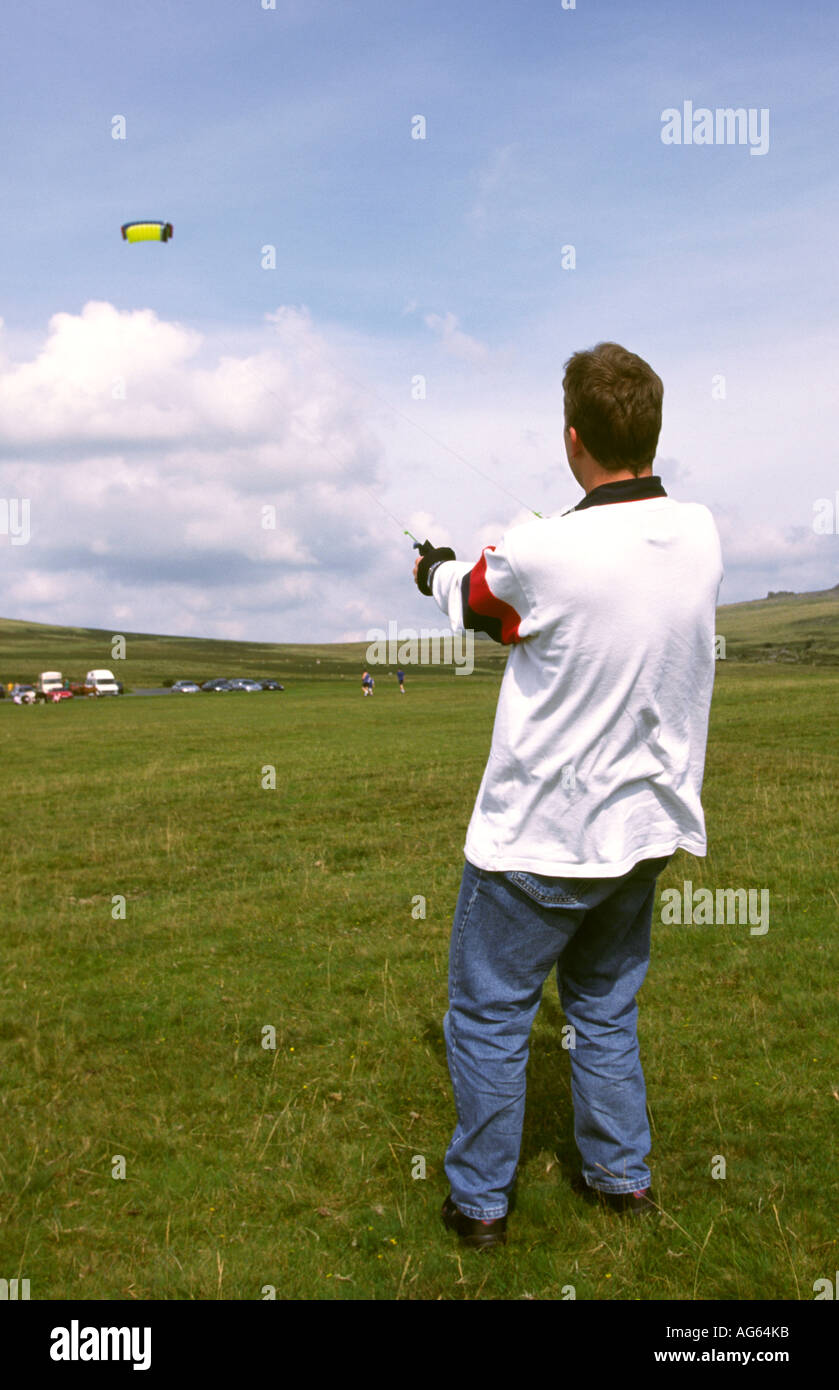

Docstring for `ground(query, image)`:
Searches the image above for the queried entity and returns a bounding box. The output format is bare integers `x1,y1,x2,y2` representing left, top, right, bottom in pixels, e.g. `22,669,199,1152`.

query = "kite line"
120,218,544,539
246,350,544,549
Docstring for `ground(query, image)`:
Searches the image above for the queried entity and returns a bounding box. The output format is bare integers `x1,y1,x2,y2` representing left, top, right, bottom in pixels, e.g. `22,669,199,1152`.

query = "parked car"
201,679,233,692
171,680,201,693
11,684,36,705
228,678,263,692
85,669,121,696
257,679,285,691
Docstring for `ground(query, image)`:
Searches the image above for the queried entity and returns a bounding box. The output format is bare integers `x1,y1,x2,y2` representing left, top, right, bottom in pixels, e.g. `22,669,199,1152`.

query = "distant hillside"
1,582,838,686
717,583,839,665
0,615,507,688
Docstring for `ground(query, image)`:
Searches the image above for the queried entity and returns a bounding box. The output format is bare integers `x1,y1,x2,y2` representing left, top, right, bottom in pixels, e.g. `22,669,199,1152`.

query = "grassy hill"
1,581,838,687
716,584,839,665
0,616,508,689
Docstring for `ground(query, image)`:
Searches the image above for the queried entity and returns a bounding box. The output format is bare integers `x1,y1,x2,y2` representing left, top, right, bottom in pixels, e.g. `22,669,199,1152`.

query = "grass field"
1,654,837,1302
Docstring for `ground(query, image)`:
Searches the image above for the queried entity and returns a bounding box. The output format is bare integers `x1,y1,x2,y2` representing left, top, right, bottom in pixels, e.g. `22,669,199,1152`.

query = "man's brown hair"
563,342,663,474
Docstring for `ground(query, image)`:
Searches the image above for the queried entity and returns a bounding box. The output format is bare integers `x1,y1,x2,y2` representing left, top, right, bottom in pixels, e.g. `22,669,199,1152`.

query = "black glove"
414,539,456,595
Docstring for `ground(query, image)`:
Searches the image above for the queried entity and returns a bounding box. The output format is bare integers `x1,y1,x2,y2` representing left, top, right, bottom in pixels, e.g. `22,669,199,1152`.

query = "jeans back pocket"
505,870,594,909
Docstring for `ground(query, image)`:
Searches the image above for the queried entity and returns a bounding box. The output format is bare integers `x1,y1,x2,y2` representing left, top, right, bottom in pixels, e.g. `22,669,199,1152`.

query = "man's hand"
413,539,456,595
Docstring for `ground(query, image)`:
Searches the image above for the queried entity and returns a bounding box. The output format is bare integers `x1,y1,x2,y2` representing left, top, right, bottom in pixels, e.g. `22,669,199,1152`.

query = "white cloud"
1,300,835,641
711,509,837,602
0,302,202,446
424,311,490,366
0,301,398,640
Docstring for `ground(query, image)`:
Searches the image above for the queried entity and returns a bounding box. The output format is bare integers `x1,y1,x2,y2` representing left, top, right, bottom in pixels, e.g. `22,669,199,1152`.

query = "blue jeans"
443,855,672,1219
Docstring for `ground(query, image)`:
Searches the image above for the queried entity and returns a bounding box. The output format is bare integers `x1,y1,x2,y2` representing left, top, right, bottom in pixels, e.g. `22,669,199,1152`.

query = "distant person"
396,668,406,693
413,341,723,1249
361,670,374,696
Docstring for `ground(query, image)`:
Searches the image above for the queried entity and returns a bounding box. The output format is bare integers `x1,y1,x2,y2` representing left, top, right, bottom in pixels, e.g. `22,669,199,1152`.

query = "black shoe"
574,1179,657,1218
441,1194,508,1249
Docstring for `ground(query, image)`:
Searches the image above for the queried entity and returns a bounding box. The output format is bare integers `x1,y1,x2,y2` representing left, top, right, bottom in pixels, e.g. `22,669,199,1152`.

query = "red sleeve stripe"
463,548,523,645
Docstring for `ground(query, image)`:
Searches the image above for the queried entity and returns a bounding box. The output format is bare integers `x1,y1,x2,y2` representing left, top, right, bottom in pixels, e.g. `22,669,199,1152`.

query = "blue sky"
1,0,837,642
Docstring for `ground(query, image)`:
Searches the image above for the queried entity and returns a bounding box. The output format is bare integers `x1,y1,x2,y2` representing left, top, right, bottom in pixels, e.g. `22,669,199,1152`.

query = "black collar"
573,475,667,511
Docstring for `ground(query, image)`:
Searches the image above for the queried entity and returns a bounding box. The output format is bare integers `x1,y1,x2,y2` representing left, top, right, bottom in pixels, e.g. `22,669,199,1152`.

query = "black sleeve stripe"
461,571,505,644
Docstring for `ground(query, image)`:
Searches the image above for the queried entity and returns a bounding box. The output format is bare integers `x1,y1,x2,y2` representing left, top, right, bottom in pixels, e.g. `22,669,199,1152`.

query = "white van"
35,671,64,695
85,669,121,696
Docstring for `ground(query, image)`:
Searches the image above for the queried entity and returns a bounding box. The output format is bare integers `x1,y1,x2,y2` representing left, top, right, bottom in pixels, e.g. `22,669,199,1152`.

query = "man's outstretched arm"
413,537,533,646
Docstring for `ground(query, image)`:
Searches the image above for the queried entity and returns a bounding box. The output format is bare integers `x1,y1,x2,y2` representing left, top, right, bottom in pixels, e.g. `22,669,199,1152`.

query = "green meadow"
0,606,838,1301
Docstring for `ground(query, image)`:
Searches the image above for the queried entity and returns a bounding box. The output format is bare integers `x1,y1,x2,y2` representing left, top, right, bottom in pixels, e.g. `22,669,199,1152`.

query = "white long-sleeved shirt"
430,479,724,876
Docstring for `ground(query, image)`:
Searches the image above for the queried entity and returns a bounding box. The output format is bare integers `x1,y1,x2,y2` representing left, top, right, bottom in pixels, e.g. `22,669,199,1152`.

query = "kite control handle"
413,538,457,595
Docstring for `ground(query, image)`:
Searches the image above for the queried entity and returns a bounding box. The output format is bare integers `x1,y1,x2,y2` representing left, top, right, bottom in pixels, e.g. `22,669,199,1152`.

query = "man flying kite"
413,341,723,1249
